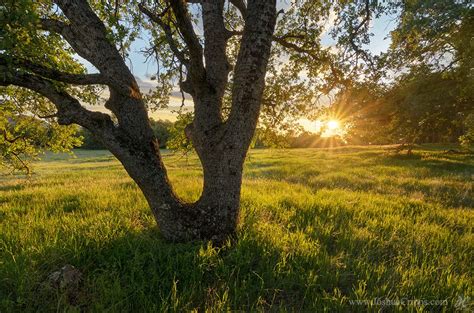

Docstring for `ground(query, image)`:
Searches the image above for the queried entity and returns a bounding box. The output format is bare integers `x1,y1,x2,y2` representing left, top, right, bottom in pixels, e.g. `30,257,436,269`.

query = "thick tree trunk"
110,135,245,242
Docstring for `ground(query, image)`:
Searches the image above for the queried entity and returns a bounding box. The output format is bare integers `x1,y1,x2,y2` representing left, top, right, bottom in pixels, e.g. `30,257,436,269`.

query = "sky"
80,6,396,131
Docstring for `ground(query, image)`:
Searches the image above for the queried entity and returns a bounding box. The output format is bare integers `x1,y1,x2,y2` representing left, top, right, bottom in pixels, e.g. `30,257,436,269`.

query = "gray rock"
48,264,82,290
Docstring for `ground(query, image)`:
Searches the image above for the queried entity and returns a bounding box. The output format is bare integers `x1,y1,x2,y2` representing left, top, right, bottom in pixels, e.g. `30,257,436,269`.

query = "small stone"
48,264,82,290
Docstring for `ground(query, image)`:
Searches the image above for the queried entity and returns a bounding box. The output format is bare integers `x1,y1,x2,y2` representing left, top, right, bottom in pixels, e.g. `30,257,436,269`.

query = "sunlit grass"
0,146,472,312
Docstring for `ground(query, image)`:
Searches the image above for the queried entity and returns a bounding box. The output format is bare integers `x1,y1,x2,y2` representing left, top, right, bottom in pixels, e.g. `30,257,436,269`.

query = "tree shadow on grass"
0,223,385,312
0,184,25,193
374,152,474,174
68,156,117,164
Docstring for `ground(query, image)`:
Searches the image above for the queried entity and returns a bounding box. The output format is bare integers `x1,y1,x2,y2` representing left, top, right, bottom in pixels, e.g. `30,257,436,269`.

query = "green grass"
0,146,473,312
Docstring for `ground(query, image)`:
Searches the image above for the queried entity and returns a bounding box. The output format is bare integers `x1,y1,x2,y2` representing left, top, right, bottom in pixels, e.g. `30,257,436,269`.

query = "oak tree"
1,0,375,241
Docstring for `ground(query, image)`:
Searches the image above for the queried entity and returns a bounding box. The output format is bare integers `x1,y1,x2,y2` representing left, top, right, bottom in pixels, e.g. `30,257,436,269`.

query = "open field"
0,146,473,312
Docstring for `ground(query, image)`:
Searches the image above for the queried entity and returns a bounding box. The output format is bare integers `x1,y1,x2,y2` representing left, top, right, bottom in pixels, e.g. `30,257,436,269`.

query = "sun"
327,119,340,130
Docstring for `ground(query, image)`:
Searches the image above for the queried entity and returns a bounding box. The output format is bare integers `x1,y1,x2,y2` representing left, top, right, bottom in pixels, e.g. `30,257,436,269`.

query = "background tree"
385,68,471,146
383,0,473,149
459,113,474,152
166,112,193,155
149,118,173,149
1,87,82,173
76,128,104,150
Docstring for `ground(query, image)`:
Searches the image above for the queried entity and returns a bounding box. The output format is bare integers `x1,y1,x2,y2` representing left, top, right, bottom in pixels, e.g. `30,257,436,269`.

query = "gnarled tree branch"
0,55,108,85
168,0,205,79
0,66,115,133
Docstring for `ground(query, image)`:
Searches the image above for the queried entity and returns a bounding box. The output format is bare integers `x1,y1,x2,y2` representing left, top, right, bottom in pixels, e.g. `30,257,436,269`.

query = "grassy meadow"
0,146,473,312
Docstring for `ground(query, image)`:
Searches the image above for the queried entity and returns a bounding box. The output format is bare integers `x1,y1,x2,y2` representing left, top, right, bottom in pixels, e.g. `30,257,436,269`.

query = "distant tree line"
252,129,346,149
77,116,346,151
